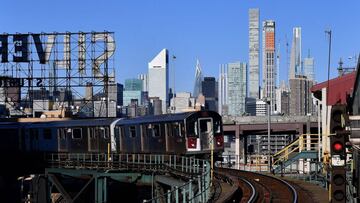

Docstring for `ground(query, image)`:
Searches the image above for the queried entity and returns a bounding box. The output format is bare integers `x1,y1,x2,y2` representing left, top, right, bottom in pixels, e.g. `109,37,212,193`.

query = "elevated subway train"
0,111,224,157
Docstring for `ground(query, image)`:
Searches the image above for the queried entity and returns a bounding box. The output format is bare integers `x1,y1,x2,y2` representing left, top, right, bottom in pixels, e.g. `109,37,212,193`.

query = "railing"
272,134,322,167
47,153,211,203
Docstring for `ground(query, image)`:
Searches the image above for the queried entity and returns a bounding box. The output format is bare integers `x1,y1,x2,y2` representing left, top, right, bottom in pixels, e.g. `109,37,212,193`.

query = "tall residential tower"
289,27,302,79
249,8,260,99
262,20,276,113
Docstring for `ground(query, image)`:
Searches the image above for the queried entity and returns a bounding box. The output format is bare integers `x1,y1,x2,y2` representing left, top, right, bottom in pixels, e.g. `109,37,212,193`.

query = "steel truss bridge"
31,153,211,203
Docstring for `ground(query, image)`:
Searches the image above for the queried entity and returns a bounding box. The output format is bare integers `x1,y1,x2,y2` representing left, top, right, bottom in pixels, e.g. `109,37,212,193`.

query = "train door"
30,129,39,151
58,129,68,152
198,118,213,151
88,128,97,152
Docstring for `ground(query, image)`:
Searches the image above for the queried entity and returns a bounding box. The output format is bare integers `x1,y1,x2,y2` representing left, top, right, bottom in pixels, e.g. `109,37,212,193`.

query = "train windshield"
187,120,199,137
214,120,222,134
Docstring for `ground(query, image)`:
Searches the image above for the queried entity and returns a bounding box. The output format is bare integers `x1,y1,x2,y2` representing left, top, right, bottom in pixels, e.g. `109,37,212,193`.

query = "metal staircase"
272,134,320,173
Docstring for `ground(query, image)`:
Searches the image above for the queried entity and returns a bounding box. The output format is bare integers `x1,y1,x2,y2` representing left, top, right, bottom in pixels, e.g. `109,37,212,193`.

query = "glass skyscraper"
289,27,302,79
227,62,247,116
303,57,315,81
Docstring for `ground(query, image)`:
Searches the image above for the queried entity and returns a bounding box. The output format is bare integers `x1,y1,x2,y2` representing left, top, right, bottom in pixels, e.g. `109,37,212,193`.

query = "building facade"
148,49,169,113
289,27,302,79
193,59,203,98
289,76,314,116
202,77,218,112
303,56,315,81
138,74,149,92
218,64,227,115
227,62,247,116
249,8,260,99
262,20,276,113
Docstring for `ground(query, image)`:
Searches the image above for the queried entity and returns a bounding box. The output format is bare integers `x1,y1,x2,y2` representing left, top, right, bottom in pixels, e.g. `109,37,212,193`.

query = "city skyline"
0,1,359,93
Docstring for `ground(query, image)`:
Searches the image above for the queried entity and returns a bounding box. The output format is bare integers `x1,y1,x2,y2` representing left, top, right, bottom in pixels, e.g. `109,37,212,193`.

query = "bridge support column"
235,137,240,169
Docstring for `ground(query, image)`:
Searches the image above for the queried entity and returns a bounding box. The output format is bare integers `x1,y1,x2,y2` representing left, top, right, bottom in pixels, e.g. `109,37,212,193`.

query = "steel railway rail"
216,168,298,203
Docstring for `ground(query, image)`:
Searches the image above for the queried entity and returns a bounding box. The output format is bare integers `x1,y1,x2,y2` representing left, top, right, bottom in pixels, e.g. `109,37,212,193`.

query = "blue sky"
1,0,360,92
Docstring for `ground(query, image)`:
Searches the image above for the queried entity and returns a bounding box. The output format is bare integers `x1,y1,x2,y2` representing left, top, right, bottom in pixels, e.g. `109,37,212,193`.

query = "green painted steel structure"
45,153,211,203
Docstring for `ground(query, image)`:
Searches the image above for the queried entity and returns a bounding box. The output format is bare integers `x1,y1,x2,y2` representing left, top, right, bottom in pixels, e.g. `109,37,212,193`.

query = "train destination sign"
0,32,115,68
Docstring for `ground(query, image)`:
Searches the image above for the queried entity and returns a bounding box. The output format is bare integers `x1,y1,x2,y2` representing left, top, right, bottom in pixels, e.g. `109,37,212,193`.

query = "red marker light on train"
216,136,223,147
187,138,197,149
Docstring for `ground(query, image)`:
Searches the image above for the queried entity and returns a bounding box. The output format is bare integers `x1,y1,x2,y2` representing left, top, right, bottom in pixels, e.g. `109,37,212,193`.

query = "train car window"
43,128,52,139
129,126,136,138
118,127,123,137
30,129,39,140
187,120,198,137
194,121,198,135
214,120,221,133
72,128,82,139
66,128,72,136
89,128,95,139
147,124,153,137
200,120,210,133
180,123,184,137
153,124,160,137
101,127,109,139
172,123,180,137
58,129,66,140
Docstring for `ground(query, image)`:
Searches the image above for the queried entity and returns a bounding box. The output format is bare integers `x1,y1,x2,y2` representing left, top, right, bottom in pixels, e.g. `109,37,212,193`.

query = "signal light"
329,104,349,203
333,142,343,153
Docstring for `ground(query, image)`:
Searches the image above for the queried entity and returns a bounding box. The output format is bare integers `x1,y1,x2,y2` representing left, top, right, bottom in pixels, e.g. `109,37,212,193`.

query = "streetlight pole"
266,98,271,172
172,55,176,113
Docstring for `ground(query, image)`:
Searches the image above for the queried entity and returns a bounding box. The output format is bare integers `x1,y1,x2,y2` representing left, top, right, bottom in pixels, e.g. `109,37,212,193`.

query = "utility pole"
172,55,176,113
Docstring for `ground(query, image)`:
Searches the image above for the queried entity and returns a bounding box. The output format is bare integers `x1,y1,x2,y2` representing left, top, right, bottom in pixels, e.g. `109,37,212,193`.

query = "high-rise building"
125,79,143,91
262,20,276,113
202,77,217,112
227,62,247,116
276,80,290,115
249,8,260,99
303,56,315,81
193,59,203,98
138,74,149,92
123,79,143,107
218,64,227,115
148,49,169,113
289,76,314,116
289,27,302,79
170,92,198,113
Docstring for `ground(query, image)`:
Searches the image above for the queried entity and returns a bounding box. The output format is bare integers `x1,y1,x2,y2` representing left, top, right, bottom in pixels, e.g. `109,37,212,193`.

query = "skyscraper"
123,79,143,106
148,49,169,113
262,20,276,113
202,77,217,111
249,8,260,99
289,27,302,79
303,55,315,81
218,64,227,115
289,76,314,116
138,74,149,92
193,59,203,98
227,62,247,116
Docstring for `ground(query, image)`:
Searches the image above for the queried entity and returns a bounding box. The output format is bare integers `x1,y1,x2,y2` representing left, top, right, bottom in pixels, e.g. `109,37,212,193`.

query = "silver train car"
114,110,224,156
0,111,224,157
